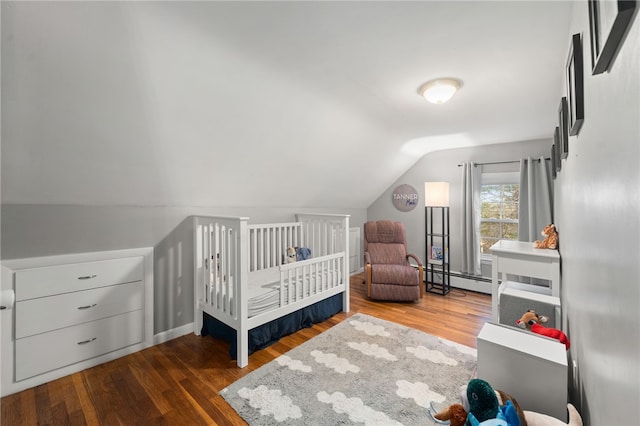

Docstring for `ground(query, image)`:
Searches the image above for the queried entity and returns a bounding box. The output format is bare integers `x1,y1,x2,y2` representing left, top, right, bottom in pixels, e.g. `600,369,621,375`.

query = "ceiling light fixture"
418,78,463,104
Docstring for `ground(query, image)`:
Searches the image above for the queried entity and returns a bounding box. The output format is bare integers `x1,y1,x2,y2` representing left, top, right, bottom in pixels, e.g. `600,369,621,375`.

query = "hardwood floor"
1,273,491,425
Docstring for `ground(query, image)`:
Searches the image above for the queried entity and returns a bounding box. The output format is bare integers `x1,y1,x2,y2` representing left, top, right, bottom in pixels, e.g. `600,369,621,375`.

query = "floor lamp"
425,182,451,295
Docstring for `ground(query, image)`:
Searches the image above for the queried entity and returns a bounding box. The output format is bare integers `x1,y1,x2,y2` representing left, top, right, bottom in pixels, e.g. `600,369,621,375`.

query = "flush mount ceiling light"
418,78,463,104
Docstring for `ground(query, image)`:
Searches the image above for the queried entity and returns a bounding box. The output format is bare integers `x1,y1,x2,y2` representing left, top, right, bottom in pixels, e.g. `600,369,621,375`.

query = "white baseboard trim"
154,322,195,345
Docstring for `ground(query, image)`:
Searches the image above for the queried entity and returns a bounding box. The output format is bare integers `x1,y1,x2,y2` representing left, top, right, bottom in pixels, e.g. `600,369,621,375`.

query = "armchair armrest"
406,253,423,267
363,251,372,296
406,253,424,298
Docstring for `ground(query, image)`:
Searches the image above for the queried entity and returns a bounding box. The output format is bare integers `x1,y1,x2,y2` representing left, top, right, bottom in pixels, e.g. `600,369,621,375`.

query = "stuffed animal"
428,383,581,426
430,402,468,426
295,246,312,261
533,224,558,249
283,247,297,264
428,379,525,426
465,379,521,426
516,310,570,350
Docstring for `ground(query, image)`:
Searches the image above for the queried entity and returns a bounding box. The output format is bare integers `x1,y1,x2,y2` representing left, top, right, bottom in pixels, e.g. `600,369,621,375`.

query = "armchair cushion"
367,243,408,265
371,264,419,286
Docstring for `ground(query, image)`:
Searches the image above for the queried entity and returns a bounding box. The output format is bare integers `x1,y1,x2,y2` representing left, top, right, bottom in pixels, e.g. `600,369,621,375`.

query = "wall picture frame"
558,97,569,159
551,144,557,179
566,33,585,136
553,127,562,173
588,0,638,75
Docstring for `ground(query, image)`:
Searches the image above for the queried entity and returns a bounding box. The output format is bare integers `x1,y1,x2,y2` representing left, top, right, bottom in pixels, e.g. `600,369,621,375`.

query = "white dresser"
1,248,154,397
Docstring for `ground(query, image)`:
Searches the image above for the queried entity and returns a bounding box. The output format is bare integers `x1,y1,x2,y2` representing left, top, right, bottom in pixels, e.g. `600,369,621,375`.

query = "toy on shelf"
533,224,558,249
516,310,570,350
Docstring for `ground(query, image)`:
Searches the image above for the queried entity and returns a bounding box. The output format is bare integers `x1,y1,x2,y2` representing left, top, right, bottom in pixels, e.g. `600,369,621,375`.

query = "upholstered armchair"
363,220,424,301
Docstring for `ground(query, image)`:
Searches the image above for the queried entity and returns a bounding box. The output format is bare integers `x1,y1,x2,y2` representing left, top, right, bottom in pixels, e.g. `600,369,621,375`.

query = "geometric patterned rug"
220,313,477,425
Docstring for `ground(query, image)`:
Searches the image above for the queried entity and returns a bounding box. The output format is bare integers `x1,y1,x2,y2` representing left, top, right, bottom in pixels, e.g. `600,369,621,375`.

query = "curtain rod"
457,158,550,167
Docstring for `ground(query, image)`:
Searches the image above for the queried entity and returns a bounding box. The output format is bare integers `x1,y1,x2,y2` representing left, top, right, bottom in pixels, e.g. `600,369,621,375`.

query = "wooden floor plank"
1,273,491,425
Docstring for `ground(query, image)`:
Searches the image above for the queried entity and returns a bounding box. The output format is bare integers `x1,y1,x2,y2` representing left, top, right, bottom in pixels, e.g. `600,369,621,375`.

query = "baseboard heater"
422,268,492,294
450,271,491,283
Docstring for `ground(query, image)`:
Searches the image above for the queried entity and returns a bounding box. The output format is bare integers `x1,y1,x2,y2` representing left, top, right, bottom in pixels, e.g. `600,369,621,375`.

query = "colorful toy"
533,224,558,249
428,379,523,426
428,380,582,426
516,310,570,350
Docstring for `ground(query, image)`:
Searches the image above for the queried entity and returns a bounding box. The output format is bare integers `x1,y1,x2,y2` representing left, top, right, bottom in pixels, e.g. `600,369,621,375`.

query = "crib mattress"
211,267,342,318
247,282,280,318
247,267,341,317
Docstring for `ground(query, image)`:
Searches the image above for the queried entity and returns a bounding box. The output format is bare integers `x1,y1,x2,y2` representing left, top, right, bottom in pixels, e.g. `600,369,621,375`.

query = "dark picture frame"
566,33,585,136
588,0,638,75
551,144,557,179
558,97,569,159
553,127,562,173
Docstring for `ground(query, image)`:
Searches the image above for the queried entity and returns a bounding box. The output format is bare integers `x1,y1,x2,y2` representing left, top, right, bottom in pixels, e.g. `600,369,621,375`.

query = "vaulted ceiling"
1,1,573,208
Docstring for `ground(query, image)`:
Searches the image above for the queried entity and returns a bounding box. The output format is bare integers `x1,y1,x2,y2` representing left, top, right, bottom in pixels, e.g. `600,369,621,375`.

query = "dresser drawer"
15,310,143,381
15,256,143,301
15,281,144,339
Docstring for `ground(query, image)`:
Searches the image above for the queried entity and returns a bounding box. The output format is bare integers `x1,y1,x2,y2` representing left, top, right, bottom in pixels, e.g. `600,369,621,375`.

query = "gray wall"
366,139,550,279
1,205,367,334
555,5,639,425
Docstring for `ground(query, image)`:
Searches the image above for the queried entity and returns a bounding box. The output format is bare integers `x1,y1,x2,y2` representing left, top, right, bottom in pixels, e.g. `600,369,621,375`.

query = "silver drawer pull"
77,337,97,345
78,274,97,280
77,304,97,310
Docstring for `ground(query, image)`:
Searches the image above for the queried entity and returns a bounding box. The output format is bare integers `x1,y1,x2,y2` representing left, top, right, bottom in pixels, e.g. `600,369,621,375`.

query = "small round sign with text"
391,184,419,212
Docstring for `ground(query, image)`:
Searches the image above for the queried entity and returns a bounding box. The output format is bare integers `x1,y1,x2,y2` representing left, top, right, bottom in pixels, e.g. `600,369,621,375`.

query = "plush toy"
533,224,558,249
428,379,524,426
465,379,521,426
430,402,468,426
516,310,570,350
295,246,312,260
428,382,582,426
283,247,297,264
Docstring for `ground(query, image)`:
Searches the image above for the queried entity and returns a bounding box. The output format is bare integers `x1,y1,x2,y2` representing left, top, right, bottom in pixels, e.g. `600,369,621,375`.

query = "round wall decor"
391,184,419,212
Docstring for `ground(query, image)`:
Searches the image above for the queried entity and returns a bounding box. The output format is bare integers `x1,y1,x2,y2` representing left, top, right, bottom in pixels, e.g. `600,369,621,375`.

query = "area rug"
220,313,477,425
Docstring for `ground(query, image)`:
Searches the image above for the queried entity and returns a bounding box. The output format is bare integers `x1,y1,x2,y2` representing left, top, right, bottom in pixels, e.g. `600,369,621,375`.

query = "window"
480,174,519,254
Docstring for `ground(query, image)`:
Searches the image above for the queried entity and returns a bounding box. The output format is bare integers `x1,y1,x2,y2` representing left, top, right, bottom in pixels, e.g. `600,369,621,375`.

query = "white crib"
193,213,350,367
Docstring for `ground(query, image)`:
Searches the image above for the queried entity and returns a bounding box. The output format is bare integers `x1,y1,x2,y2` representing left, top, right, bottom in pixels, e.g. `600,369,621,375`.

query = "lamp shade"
425,182,450,207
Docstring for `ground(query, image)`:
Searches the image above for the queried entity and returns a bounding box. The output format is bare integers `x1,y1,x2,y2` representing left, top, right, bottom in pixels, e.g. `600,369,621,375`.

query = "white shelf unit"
490,240,561,326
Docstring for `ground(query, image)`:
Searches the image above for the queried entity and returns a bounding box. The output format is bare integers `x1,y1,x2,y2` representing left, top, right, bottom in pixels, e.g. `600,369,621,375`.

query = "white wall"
0,1,429,210
556,5,639,425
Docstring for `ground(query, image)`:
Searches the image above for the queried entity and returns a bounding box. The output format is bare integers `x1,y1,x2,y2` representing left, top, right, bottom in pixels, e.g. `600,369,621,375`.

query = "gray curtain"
518,156,553,242
460,162,481,276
